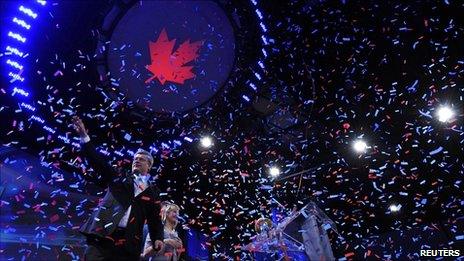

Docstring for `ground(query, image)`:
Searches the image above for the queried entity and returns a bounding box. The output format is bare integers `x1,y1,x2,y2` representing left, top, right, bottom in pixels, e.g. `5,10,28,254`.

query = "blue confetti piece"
429,146,443,155
407,80,418,93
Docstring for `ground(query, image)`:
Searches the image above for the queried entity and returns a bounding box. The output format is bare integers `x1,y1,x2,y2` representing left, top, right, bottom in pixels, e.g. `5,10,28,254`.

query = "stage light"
242,95,250,102
259,22,267,32
29,115,44,123
261,35,269,45
8,31,26,43
200,136,213,148
20,102,36,111
36,0,47,6
353,139,368,153
6,59,24,70
436,106,454,123
248,82,257,91
12,17,31,30
19,6,37,19
262,48,267,57
8,72,25,82
389,204,401,212
269,166,280,178
5,46,24,57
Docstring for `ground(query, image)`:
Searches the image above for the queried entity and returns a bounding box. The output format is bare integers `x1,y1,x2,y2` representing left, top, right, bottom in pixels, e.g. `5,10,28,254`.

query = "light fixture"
389,204,401,212
353,139,368,153
269,166,280,178
200,136,213,148
436,106,454,123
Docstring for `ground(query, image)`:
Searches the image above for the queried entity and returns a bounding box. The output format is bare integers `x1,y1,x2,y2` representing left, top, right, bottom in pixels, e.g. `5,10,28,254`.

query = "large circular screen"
107,1,236,113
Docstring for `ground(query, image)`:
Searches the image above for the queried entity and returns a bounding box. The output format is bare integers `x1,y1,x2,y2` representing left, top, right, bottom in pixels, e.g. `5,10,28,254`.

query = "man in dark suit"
72,116,164,260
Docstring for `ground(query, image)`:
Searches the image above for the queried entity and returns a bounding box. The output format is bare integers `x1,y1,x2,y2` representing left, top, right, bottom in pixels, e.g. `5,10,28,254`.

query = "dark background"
1,0,463,260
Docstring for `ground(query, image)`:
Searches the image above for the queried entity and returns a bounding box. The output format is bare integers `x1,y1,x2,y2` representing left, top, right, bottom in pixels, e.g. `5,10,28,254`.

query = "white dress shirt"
118,174,150,228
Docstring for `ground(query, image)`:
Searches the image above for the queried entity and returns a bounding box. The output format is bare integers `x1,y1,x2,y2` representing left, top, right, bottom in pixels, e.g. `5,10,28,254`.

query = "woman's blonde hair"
161,202,180,227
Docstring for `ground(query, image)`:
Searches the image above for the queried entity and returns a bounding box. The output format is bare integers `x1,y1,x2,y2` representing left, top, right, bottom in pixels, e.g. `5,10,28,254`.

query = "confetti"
0,0,463,260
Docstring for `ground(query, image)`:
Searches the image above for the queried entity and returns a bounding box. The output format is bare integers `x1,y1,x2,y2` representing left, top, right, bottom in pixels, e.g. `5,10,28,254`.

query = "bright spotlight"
269,167,280,178
200,136,213,148
389,204,401,212
436,106,454,123
353,140,367,153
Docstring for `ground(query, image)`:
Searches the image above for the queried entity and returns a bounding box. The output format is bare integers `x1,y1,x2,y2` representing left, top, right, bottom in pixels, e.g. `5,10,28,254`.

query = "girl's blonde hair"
161,202,180,226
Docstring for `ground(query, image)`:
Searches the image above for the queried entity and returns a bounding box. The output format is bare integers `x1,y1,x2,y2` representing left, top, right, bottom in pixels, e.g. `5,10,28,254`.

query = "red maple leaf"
145,28,203,85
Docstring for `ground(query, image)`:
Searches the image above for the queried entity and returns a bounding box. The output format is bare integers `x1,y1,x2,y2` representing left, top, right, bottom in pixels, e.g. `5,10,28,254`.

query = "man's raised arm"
72,116,115,188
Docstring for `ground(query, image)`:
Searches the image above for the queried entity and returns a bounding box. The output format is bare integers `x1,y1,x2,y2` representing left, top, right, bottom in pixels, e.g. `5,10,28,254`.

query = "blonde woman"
141,202,183,260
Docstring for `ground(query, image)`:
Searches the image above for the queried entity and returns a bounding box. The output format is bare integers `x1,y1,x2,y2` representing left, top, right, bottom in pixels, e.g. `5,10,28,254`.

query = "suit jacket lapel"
147,178,158,197
123,173,135,197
